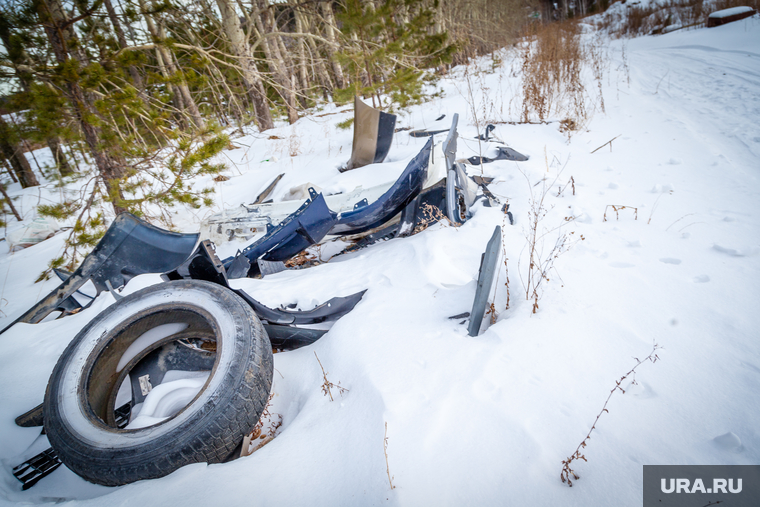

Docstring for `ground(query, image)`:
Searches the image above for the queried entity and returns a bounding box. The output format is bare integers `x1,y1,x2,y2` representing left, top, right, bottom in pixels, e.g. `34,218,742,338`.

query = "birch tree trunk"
0,181,22,221
2,157,19,183
215,0,274,130
320,1,346,89
293,4,310,103
298,8,333,94
138,0,205,130
253,0,299,124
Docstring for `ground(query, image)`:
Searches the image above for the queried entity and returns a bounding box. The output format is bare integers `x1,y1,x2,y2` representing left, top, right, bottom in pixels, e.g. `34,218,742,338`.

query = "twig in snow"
603,204,637,222
591,135,621,154
384,422,396,490
560,343,661,487
315,352,348,401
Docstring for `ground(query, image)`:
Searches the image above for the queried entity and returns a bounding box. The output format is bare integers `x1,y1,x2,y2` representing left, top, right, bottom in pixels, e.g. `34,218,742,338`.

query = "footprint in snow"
712,432,744,453
739,361,760,376
693,275,710,283
659,258,682,265
713,244,760,257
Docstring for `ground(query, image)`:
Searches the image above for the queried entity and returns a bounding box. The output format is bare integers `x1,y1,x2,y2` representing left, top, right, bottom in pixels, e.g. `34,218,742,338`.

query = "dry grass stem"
556,176,576,197
591,136,621,154
240,393,283,457
603,205,638,222
518,20,606,134
519,162,582,314
315,352,348,402
384,422,396,490
413,203,452,235
561,343,662,486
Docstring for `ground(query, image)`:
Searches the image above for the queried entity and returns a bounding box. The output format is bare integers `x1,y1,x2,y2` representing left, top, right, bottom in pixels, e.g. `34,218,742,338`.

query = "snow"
1,16,760,506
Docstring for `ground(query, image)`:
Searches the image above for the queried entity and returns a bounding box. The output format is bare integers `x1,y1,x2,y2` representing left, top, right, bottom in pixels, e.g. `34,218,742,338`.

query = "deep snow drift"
1,16,759,506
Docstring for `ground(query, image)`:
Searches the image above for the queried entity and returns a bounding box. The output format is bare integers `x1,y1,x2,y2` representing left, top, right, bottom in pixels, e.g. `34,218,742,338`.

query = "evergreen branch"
57,0,105,31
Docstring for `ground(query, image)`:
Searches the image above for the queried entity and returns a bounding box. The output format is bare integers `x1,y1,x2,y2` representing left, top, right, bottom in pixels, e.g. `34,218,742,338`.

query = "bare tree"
216,0,274,130
138,0,206,129
0,116,38,187
251,0,299,124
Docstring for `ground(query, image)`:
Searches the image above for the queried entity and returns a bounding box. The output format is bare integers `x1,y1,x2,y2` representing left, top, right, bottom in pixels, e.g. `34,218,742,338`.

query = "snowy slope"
1,16,759,506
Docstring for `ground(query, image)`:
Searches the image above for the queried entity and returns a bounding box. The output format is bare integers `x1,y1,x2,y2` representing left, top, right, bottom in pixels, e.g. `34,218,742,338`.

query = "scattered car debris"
330,139,432,235
464,146,530,165
252,173,285,204
408,128,450,137
343,96,396,172
221,191,335,278
201,115,462,251
468,225,503,337
12,447,62,490
0,213,199,336
6,216,60,252
475,124,497,141
7,108,516,491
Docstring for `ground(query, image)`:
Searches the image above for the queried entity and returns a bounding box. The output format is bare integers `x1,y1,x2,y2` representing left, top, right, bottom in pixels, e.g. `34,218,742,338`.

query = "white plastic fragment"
6,217,60,251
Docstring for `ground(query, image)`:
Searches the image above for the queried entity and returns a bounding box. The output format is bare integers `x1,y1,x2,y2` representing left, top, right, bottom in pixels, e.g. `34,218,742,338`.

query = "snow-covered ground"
1,15,759,506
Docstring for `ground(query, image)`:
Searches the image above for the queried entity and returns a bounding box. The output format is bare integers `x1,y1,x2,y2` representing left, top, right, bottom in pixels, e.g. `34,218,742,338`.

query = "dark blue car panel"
222,192,336,277
329,138,432,236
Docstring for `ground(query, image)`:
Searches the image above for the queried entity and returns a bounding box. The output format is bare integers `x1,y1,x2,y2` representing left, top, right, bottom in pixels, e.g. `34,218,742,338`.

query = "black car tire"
44,280,273,486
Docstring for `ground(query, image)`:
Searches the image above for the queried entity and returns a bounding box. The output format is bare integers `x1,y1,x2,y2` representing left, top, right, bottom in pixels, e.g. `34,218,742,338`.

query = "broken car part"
13,447,62,490
236,289,367,326
168,239,366,328
332,115,455,236
252,173,285,204
201,181,395,246
502,203,515,225
43,280,273,486
262,325,327,350
340,180,448,252
408,128,449,138
344,96,396,172
202,116,460,247
17,239,364,439
468,225,502,337
464,146,529,165
222,190,335,278
446,169,466,226
0,213,198,337
330,139,432,235
207,136,442,265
